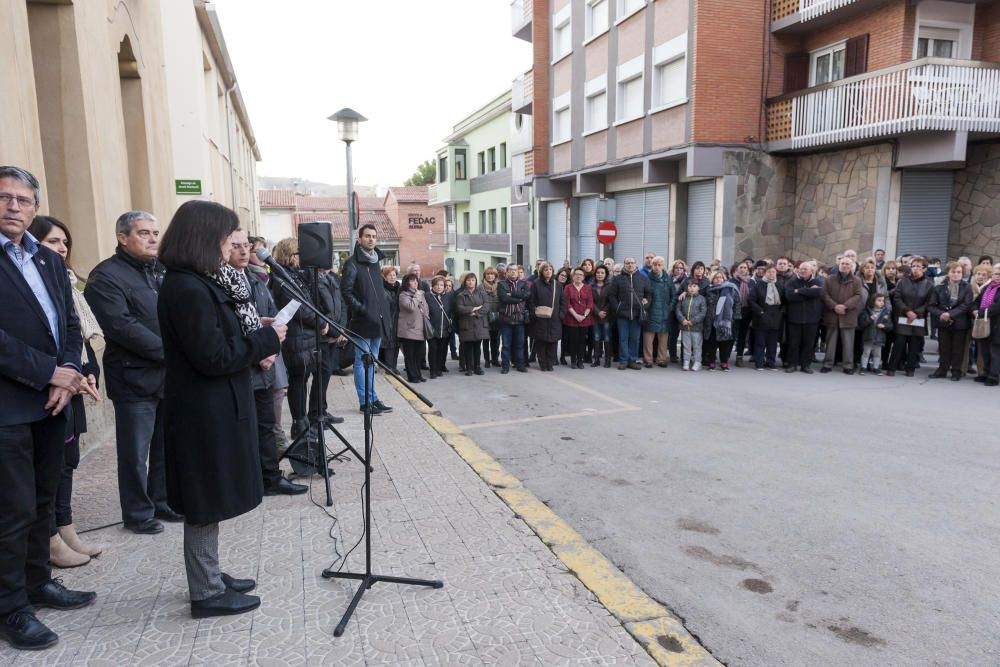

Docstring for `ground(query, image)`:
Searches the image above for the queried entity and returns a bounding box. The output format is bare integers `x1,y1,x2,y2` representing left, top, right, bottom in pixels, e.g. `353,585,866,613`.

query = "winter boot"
602,342,612,368
58,524,102,558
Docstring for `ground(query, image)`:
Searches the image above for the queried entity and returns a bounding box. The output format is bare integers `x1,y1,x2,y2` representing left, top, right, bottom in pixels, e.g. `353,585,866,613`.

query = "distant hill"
256,175,377,197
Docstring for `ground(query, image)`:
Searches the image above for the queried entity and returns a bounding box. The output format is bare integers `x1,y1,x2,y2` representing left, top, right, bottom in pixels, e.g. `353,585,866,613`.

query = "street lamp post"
328,108,368,234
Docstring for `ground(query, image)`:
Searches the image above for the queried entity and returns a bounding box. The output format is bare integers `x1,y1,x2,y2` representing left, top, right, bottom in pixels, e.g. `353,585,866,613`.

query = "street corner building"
1,0,262,275
507,0,1000,266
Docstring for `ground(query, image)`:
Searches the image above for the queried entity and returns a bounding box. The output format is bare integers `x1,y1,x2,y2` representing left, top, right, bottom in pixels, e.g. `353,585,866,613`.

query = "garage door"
576,197,599,264
897,171,953,260
613,191,645,264
643,187,669,260
544,200,567,269
687,180,715,265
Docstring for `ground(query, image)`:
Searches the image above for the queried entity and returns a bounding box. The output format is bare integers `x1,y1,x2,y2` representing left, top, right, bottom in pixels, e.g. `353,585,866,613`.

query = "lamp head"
328,107,367,143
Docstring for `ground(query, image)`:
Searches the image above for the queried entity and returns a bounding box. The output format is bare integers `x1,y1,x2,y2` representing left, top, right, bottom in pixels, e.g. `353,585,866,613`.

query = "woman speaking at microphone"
156,201,286,618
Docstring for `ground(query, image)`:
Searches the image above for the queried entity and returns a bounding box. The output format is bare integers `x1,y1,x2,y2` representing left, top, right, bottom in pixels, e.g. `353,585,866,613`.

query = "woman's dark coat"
928,281,974,331
749,279,785,331
425,290,452,339
271,266,320,375
974,287,1000,343
455,287,490,342
528,277,565,342
590,281,612,324
645,272,677,333
158,269,280,525
892,275,934,337
382,280,400,349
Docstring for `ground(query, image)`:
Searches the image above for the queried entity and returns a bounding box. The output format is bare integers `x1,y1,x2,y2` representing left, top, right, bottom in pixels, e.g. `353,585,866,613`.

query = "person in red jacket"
562,268,594,369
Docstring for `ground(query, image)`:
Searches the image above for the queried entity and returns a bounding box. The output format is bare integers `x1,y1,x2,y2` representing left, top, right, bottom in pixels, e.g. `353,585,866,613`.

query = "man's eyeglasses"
0,193,36,208
231,242,251,250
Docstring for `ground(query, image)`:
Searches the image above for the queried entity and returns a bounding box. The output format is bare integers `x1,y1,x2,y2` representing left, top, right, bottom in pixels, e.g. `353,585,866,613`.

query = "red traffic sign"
597,220,617,245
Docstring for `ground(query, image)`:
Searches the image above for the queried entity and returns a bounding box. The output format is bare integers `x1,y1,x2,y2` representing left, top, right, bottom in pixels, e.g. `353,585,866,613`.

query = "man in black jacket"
340,224,393,414
606,257,651,370
0,166,96,650
228,230,306,496
85,211,178,534
783,261,825,373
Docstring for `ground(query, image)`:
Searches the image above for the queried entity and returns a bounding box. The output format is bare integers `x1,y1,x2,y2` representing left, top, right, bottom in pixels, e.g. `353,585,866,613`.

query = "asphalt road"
411,353,1000,666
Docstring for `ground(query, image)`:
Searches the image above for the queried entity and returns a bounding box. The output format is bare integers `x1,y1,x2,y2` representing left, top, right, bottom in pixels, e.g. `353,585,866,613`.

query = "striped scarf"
981,280,1000,311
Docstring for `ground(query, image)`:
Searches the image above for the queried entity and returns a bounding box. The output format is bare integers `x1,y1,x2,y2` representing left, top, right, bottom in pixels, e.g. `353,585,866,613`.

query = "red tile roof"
294,195,384,212
293,211,399,240
386,186,429,203
258,189,296,208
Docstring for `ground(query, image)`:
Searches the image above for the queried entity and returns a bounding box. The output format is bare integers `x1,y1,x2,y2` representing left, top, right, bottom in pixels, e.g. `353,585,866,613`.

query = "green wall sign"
175,179,202,195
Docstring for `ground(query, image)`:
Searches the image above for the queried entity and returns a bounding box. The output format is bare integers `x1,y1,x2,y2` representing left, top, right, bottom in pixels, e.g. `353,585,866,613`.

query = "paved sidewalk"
0,375,656,666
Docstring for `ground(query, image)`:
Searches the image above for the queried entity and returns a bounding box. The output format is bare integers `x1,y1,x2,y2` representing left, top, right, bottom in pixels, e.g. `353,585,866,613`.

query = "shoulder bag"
534,283,557,319
972,309,990,339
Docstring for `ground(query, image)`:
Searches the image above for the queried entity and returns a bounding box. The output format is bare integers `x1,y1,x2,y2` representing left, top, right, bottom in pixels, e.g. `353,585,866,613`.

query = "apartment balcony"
510,112,533,157
767,58,1000,151
511,0,532,41
512,69,533,114
456,233,512,254
427,179,470,207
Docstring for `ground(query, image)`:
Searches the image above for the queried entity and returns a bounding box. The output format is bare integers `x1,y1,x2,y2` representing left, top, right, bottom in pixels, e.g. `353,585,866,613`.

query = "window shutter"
784,53,809,93
844,34,869,78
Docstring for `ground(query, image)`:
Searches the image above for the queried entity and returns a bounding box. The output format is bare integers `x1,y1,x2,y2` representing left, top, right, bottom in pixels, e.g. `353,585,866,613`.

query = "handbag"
422,315,435,339
487,311,500,325
972,310,990,339
534,283,557,319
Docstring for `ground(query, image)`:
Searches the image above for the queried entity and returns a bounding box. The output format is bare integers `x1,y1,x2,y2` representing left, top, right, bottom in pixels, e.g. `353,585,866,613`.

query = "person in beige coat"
397,274,429,383
821,257,864,374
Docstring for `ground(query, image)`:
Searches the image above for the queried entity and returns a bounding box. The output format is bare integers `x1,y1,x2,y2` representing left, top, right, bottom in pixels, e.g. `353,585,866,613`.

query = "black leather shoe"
372,400,393,413
800,367,815,374
124,518,164,535
515,366,528,373
0,610,58,650
843,368,855,375
819,367,832,374
190,588,260,619
322,412,345,425
221,572,256,593
265,478,307,496
501,366,510,374
154,507,184,523
28,579,97,610
358,404,384,416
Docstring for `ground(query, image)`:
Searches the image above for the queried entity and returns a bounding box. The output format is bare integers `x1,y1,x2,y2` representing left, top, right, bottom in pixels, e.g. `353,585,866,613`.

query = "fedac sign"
175,179,202,195
408,213,437,229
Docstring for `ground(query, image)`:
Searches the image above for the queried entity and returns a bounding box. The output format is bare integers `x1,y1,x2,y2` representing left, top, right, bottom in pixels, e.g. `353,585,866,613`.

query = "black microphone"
255,247,308,299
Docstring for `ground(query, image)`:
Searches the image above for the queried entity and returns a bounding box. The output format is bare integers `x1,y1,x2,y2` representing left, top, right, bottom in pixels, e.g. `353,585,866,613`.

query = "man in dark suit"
0,166,97,650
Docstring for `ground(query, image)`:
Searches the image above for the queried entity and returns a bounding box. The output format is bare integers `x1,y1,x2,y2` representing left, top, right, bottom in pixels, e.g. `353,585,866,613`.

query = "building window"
488,147,496,172
464,259,471,271
501,207,508,234
438,155,448,182
586,0,608,40
479,261,486,276
552,5,572,61
499,143,507,168
455,149,467,180
478,210,486,233
477,152,486,176
652,34,687,109
616,0,643,21
916,27,960,58
584,74,608,133
809,41,846,86
552,91,572,144
489,209,497,233
616,55,644,122
463,211,470,234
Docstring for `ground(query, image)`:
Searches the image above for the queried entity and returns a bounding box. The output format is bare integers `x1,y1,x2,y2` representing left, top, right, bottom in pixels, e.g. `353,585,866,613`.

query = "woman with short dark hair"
455,272,489,375
397,273,429,382
529,263,565,371
157,200,286,618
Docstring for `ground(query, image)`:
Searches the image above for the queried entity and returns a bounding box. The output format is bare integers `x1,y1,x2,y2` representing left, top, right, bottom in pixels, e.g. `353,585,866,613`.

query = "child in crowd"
859,293,893,375
676,281,707,371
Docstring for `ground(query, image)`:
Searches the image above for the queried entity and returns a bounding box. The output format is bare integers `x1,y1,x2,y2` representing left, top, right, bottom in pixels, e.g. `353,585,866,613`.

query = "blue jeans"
499,323,526,369
592,322,612,342
353,337,382,407
617,319,642,364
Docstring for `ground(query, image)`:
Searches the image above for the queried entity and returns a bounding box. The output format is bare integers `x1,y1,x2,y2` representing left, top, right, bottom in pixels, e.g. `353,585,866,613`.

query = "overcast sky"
211,0,531,189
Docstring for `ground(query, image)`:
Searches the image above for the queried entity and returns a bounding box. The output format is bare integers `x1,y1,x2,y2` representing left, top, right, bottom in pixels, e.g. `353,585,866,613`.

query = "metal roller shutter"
897,171,953,260
686,180,715,265
643,187,669,260
613,191,645,263
576,197,599,263
545,200,567,269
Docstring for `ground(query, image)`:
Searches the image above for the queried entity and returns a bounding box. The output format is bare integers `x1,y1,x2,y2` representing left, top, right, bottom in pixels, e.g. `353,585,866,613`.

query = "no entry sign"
597,220,617,245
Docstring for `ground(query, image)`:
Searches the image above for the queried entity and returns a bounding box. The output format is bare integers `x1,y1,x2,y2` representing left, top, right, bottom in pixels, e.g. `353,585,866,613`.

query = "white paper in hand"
273,300,301,327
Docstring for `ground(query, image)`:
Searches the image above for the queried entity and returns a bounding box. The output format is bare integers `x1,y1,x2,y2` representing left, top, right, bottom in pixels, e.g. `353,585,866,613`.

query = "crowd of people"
3,158,999,650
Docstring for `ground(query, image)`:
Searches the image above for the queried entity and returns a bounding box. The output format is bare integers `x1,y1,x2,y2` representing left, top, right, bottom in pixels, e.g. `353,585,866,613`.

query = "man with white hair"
820,257,864,374
783,260,825,373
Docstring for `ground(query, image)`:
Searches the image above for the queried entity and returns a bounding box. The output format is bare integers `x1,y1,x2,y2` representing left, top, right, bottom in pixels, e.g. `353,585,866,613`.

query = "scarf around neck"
210,264,261,336
765,279,781,306
982,281,1000,311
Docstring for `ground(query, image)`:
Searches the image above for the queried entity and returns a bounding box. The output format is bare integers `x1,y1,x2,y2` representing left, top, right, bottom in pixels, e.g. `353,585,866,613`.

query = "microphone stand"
272,271,443,637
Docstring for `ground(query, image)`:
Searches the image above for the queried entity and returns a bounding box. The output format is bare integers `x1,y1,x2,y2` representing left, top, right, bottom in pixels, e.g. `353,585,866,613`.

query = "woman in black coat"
528,262,566,371
157,201,285,619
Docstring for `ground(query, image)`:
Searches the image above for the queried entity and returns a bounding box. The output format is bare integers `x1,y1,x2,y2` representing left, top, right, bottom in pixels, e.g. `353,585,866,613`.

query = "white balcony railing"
799,0,856,22
776,58,1000,149
511,0,531,40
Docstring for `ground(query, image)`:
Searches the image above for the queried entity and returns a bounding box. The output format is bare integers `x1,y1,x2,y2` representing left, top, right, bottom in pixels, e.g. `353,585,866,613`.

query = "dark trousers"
486,329,501,364
753,328,781,368
984,339,1000,381
401,338,426,381
113,399,168,524
704,331,734,365
881,330,896,369
0,416,66,615
500,323,526,369
460,340,482,371
254,389,282,488
536,340,559,368
936,328,965,374
449,333,458,359
308,344,337,421
786,322,820,369
428,337,449,376
287,367,309,422
379,343,400,370
667,315,680,360
563,326,587,364
734,318,751,358
889,334,924,372
49,433,80,535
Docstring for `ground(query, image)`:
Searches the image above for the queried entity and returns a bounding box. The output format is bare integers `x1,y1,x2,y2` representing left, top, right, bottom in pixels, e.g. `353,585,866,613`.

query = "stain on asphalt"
741,578,773,594
786,600,800,612
682,545,762,573
656,635,685,653
676,518,720,535
611,478,631,486
827,624,886,648
560,436,574,440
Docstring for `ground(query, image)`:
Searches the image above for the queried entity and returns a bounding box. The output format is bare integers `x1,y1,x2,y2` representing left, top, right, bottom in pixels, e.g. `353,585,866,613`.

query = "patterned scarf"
982,280,1000,311
765,278,781,306
735,274,750,307
209,263,261,336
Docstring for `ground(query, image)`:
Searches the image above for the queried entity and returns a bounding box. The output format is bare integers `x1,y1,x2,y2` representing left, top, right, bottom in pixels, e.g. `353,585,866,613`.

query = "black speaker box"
298,221,333,269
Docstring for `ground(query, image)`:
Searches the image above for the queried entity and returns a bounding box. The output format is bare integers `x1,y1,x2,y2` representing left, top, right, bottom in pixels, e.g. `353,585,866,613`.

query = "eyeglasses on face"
0,193,36,208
